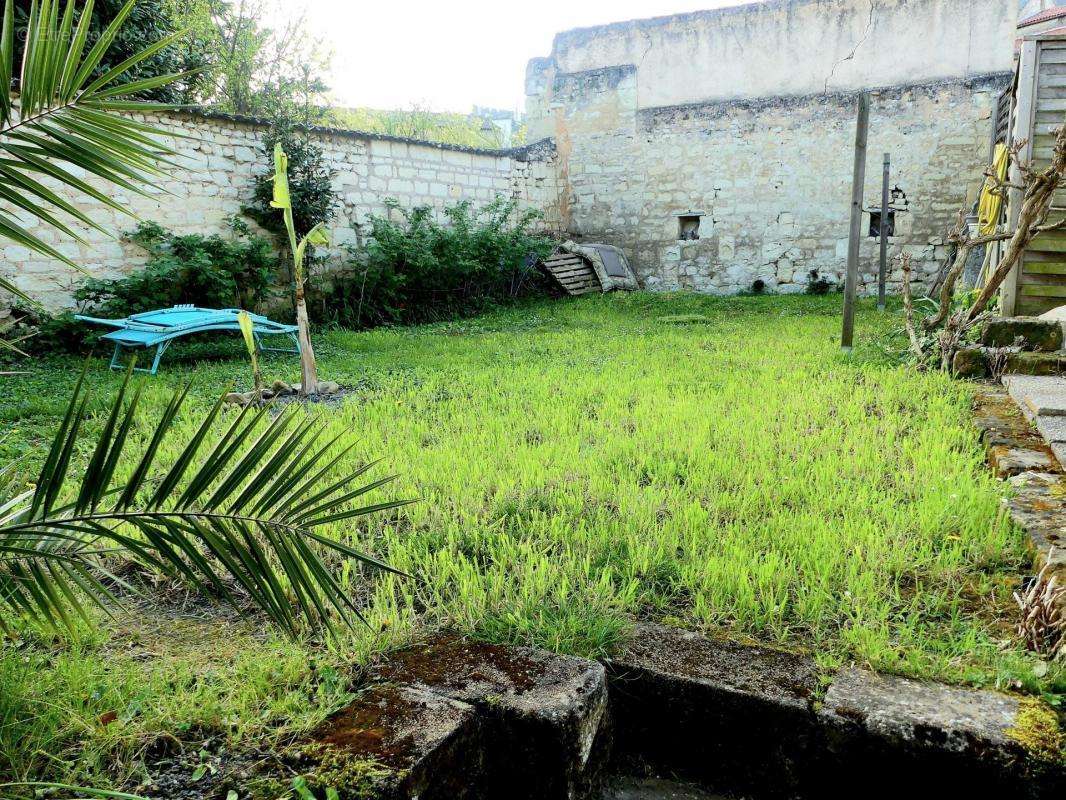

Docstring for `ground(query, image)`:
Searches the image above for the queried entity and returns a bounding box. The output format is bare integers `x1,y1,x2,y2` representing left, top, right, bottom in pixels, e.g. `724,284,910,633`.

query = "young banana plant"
237,309,263,400
271,143,330,397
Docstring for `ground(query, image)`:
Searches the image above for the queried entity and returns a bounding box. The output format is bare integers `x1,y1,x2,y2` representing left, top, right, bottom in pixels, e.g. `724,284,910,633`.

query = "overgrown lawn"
1,293,1058,791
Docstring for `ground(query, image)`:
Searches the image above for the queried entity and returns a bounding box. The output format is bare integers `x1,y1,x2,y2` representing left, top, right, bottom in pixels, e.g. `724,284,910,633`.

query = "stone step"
285,625,1063,799
1004,374,1066,420
950,347,1066,379
1003,351,1066,376
302,685,481,799
982,316,1064,352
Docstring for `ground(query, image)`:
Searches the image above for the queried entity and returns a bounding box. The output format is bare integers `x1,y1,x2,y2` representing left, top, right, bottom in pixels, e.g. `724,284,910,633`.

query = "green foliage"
84,220,277,315
168,0,332,121
14,0,210,104
0,363,407,638
0,0,188,302
329,105,525,149
246,120,338,242
320,198,555,328
7,220,277,356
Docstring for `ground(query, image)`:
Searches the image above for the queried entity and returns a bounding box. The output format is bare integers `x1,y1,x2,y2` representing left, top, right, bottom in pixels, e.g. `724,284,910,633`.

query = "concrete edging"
289,624,1062,799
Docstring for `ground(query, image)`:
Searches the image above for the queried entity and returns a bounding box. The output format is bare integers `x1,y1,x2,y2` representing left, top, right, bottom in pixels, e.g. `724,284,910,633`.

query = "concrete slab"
305,684,481,799
605,623,819,797
983,316,1064,351
1004,374,1066,418
372,635,609,800
822,667,1019,752
1036,414,1066,443
817,667,1064,795
987,444,1057,478
1038,303,1066,337
1054,441,1066,471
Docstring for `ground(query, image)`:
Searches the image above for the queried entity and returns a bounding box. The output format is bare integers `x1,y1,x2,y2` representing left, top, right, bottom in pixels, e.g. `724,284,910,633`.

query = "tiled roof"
1019,6,1066,28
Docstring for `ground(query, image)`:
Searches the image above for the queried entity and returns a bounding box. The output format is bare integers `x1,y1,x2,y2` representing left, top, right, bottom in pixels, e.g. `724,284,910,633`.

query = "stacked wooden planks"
539,251,602,296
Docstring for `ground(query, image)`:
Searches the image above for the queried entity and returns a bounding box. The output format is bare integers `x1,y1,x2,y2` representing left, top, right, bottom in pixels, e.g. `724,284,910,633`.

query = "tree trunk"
294,282,318,396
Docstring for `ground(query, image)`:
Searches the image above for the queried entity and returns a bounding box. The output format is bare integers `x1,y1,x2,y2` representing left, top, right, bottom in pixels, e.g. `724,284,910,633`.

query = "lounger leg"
148,340,171,375
109,343,124,371
257,332,300,355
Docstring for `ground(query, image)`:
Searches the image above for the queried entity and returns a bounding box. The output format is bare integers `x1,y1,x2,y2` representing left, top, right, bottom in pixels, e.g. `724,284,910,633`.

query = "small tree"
903,117,1066,369
271,142,328,395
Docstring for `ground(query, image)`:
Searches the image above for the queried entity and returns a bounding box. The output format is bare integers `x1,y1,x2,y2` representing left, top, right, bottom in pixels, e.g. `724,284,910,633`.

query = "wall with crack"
526,0,1018,294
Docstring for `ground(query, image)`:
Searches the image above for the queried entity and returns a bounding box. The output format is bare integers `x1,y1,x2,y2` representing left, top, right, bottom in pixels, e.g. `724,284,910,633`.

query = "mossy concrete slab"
604,623,819,797
302,685,481,800
372,635,609,800
1005,351,1066,376
818,667,1064,796
1006,470,1066,560
982,316,1064,351
951,346,987,379
988,443,1058,478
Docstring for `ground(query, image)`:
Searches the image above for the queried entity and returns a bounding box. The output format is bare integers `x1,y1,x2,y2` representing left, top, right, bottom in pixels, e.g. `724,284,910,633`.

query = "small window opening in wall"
868,209,895,238
678,215,701,240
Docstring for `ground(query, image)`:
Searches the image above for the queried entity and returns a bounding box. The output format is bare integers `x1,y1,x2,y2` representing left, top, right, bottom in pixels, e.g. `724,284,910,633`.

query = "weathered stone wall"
527,0,1017,294
5,111,561,308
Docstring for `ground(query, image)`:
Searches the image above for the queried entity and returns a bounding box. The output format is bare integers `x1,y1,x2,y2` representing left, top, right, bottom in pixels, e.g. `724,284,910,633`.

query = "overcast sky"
279,0,750,113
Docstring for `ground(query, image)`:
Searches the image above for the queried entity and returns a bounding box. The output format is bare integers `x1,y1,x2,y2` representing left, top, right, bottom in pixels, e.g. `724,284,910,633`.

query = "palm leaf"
0,0,193,303
0,369,409,638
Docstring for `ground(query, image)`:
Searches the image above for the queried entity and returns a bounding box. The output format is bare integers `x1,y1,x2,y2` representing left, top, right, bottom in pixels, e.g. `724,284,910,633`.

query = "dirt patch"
266,386,359,411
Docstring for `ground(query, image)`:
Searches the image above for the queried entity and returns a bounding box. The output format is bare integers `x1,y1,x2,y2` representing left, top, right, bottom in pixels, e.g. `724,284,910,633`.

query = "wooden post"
842,93,870,351
878,153,890,311
1001,39,1038,316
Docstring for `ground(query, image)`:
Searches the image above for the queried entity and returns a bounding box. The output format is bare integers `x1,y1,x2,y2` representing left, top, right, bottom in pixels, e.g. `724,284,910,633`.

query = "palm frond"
0,366,410,638
0,0,192,303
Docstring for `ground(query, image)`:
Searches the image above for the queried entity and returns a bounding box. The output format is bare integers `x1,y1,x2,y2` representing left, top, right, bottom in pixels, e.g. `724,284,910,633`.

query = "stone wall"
526,0,1018,294
5,111,561,309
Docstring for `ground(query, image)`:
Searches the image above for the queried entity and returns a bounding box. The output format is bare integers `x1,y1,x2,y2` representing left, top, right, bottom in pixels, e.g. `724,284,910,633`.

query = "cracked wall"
527,0,1018,295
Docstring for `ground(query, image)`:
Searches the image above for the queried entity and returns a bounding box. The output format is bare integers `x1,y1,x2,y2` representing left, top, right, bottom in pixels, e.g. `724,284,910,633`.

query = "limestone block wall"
548,73,1006,294
527,0,1017,295
3,111,561,309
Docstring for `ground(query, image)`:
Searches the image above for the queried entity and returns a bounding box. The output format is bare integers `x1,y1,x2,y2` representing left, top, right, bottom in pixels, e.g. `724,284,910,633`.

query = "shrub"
78,219,277,316
10,219,277,355
245,119,338,242
317,198,555,328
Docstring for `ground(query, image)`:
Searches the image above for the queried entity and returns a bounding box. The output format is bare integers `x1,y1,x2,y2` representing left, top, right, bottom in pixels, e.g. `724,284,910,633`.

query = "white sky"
283,0,752,113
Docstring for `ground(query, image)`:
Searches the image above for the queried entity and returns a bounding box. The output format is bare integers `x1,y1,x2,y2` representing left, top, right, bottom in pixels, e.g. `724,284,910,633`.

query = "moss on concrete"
1007,697,1065,763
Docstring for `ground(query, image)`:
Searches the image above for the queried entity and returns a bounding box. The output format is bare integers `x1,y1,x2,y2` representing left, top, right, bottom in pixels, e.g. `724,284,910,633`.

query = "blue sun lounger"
75,305,301,375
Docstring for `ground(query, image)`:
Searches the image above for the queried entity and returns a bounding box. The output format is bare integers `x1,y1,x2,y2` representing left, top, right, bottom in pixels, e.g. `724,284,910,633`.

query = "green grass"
1,292,1061,791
